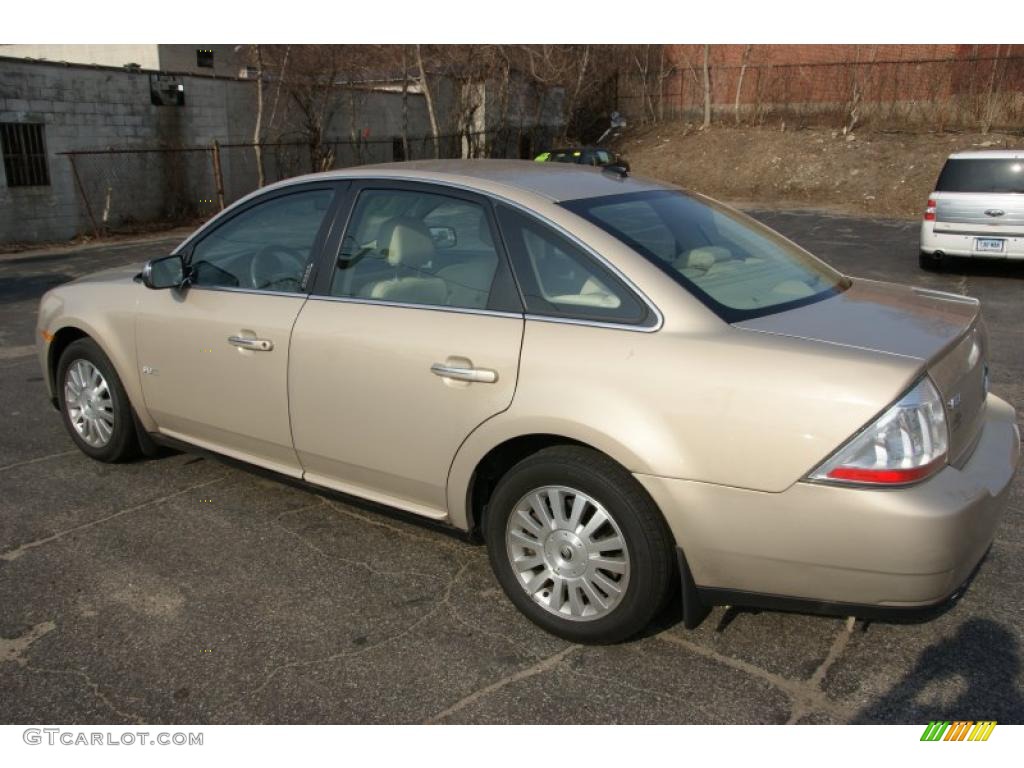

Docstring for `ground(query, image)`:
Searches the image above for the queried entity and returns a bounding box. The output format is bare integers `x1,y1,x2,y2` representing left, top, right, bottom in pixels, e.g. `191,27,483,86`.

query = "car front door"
136,183,342,477
288,181,524,519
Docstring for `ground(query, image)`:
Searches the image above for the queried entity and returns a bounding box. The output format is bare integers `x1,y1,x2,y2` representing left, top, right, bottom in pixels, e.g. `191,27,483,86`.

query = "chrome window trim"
303,294,661,333
522,313,660,333
175,173,664,333
326,175,663,333
306,294,524,320
186,284,310,299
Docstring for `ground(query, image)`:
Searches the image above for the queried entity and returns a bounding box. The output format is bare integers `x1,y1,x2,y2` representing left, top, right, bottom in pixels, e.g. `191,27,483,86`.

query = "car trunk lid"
734,278,987,465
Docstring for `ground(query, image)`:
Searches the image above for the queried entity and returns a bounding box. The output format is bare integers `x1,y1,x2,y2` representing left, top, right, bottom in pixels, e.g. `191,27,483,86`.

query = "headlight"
810,377,948,486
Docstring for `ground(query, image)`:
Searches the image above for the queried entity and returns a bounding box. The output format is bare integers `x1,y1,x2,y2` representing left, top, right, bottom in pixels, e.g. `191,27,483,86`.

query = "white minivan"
920,150,1024,270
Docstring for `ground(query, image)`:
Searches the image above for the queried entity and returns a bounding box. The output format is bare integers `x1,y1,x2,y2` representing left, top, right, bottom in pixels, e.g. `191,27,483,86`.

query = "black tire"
919,251,943,271
56,337,139,462
483,445,675,644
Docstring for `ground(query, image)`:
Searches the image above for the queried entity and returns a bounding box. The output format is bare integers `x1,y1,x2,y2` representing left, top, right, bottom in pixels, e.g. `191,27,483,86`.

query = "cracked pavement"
1,210,1022,724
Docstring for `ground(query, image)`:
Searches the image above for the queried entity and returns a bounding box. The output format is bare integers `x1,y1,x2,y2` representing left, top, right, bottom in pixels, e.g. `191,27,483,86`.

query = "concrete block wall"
0,55,468,244
0,58,256,242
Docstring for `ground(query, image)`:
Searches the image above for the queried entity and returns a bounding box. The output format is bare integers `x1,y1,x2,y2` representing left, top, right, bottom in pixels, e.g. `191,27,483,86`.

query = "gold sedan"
36,161,1020,643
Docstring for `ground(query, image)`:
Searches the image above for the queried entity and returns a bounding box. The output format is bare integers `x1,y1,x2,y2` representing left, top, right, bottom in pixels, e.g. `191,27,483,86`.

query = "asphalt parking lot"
1,210,1022,725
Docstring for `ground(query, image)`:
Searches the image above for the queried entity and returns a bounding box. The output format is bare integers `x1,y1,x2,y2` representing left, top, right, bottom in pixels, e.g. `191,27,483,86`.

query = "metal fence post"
211,140,225,211
67,154,101,240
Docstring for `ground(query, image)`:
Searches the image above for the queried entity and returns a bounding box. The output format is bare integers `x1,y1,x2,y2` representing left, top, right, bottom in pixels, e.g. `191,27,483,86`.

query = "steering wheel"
249,244,307,292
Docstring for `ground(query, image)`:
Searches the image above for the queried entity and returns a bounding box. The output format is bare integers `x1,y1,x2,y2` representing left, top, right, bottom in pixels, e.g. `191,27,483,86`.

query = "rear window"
562,190,847,322
936,158,1024,194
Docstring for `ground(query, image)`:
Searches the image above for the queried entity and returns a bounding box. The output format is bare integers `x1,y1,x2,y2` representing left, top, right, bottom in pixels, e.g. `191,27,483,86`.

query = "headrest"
687,246,731,271
379,218,435,269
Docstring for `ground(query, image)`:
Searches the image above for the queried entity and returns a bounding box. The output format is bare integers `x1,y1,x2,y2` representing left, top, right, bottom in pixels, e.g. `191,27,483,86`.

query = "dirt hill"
615,124,1024,219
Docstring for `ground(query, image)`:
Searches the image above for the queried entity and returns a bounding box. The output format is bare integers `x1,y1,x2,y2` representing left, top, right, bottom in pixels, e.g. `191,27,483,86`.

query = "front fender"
37,280,150,429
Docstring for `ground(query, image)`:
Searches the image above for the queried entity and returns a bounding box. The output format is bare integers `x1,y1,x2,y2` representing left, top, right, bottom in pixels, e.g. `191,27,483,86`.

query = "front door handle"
228,335,274,352
430,362,498,384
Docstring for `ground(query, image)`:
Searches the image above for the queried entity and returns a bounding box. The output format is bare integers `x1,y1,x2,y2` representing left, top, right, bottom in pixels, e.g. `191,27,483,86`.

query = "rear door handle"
228,335,274,352
430,362,498,384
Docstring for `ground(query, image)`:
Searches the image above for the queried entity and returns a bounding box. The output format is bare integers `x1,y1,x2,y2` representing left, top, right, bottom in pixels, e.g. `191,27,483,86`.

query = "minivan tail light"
809,378,948,486
924,198,937,221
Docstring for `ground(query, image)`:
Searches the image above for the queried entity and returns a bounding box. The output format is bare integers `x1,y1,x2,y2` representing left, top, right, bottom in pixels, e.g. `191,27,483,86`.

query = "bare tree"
702,44,712,128
400,46,410,159
259,45,402,173
250,44,266,187
734,45,752,125
416,44,441,158
981,43,1004,134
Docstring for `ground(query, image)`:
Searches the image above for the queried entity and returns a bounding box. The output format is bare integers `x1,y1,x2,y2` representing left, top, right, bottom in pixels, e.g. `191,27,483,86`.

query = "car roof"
948,149,1024,160
266,159,666,203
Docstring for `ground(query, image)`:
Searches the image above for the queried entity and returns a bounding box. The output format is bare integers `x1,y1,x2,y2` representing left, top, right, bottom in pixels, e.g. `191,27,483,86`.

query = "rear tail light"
924,198,937,221
810,378,948,486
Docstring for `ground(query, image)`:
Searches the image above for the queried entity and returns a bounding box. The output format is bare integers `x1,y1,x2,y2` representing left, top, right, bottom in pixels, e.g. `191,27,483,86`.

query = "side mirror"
141,254,186,290
429,226,458,250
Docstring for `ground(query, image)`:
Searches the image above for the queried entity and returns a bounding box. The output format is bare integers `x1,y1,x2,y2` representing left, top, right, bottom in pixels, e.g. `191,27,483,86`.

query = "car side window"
330,189,501,310
189,189,334,293
496,205,648,325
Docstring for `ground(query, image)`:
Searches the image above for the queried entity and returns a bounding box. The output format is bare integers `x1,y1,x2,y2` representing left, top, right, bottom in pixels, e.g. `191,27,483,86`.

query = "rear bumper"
921,223,1024,259
637,394,1020,613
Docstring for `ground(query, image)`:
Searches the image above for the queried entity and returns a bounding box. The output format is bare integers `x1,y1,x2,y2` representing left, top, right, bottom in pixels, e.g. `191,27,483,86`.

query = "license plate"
975,238,1005,253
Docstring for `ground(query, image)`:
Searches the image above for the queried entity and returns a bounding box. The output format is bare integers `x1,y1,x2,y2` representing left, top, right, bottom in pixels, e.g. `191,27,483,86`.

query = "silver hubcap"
505,485,630,622
64,359,115,448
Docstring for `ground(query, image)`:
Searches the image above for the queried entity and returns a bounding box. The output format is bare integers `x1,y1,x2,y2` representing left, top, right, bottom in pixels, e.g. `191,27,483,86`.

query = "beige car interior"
677,244,816,308
434,212,499,309
359,217,448,305
520,228,622,309
343,202,500,310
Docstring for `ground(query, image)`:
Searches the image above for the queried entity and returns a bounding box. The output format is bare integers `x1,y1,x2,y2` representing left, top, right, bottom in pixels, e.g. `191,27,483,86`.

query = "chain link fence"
618,55,1024,133
61,126,559,238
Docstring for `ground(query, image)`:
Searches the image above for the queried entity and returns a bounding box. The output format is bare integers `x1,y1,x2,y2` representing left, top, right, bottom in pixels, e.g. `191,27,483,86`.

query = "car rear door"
287,181,524,519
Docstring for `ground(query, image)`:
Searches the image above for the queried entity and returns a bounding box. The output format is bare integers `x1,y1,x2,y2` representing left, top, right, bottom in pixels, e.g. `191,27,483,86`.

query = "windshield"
561,190,847,322
935,158,1024,194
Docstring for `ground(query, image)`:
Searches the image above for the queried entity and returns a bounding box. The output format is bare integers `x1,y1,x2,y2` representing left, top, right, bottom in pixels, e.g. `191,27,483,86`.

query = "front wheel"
484,446,675,644
56,338,139,462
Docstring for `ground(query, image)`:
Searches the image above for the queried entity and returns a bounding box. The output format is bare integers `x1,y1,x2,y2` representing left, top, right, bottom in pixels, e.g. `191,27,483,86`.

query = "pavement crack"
0,449,78,473
0,621,57,665
657,624,857,724
225,559,473,714
0,475,227,561
424,644,580,724
24,664,145,724
784,616,856,723
272,501,450,583
323,497,463,552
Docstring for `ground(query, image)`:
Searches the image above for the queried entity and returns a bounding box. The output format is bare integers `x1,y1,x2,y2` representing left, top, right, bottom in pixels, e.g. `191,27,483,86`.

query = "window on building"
196,49,214,68
0,123,50,187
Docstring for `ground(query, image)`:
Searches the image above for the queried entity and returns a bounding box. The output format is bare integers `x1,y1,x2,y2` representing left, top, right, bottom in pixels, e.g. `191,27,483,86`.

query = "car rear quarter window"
562,190,846,322
935,158,1024,194
495,205,650,326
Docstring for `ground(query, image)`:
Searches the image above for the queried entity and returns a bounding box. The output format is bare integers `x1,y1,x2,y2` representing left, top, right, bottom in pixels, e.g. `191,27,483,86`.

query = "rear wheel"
57,338,139,462
484,445,675,644
919,251,944,271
